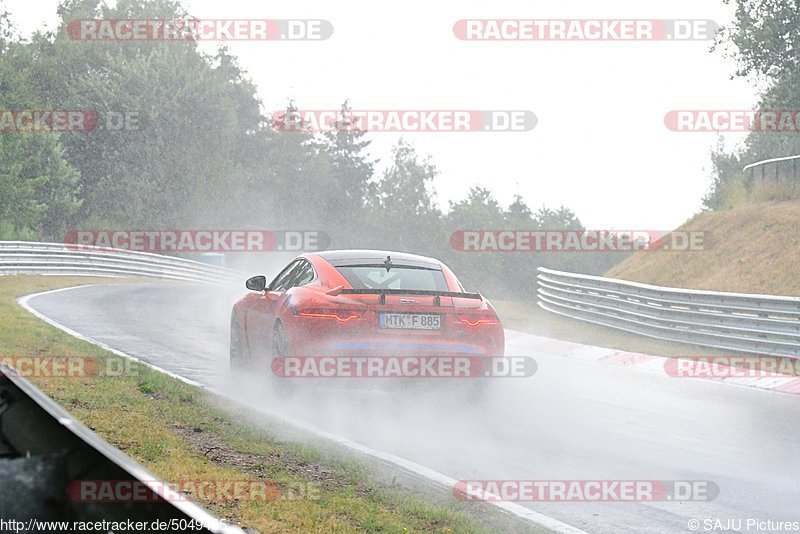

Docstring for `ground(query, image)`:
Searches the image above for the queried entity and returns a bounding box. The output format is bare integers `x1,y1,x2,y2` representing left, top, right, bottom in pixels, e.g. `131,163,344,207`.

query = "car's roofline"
308,249,442,270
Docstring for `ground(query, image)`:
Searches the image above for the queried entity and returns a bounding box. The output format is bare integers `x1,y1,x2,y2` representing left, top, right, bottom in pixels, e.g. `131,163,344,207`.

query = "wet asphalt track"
24,283,800,534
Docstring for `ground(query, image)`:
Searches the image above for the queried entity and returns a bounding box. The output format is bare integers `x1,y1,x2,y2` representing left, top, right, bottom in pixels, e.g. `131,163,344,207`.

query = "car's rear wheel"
270,321,294,398
273,321,290,357
229,311,246,372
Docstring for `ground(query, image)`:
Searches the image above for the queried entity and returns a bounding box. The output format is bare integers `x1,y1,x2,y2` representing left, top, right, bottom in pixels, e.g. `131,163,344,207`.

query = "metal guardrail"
0,241,242,284
743,154,800,183
537,267,800,358
0,365,241,532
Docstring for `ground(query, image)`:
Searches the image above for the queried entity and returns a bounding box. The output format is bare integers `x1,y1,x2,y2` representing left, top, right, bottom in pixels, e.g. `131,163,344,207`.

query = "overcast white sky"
7,0,759,230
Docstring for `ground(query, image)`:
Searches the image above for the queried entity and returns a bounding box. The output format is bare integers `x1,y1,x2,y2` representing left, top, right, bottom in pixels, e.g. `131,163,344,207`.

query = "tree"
703,139,746,210
0,6,81,240
26,0,269,228
707,0,800,206
448,186,505,228
0,133,81,239
322,101,375,217
0,0,12,54
263,101,335,228
505,193,533,225
717,0,800,80
534,206,582,230
375,139,439,216
444,186,506,293
367,139,441,252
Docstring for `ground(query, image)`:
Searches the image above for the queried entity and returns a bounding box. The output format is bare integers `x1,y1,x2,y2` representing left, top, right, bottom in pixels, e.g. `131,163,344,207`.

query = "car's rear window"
336,266,449,291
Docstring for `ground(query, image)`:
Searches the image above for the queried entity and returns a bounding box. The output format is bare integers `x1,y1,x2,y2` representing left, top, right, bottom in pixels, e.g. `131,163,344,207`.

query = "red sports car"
229,250,504,374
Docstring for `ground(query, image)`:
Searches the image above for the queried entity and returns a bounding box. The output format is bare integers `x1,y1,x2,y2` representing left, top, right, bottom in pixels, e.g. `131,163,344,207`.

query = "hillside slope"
606,201,800,297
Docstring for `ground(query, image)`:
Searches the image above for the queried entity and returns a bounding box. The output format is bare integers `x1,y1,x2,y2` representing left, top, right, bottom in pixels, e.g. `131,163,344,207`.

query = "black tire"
273,321,290,357
270,321,294,398
229,311,246,372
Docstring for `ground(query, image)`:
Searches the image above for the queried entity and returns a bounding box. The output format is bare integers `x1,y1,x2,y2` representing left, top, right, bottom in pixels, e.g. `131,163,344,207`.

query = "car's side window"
269,260,302,292
284,260,316,290
292,261,316,288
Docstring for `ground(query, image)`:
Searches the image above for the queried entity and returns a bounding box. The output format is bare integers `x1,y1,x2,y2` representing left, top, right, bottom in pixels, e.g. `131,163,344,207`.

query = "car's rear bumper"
283,316,504,357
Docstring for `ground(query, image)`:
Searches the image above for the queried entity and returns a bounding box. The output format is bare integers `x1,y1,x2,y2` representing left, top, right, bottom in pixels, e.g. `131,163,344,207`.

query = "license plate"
379,313,441,330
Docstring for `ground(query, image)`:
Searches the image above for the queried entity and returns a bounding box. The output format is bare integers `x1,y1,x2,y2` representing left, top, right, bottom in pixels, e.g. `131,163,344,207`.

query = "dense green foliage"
706,0,800,208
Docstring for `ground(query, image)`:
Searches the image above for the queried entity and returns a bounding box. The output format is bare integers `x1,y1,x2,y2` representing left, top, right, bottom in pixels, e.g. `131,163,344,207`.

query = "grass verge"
606,200,800,297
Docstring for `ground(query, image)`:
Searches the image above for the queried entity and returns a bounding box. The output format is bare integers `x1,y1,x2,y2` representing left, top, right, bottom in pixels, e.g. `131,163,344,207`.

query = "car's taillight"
456,314,499,327
297,310,363,322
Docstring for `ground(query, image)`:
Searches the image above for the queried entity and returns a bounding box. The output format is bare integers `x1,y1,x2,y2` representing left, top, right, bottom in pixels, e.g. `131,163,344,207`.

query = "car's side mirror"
245,275,267,292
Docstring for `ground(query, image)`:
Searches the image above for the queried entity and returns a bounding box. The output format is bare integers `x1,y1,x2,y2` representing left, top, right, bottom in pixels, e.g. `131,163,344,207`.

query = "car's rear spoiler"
328,287,482,305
